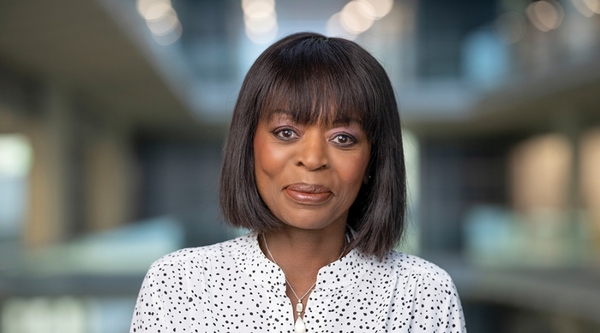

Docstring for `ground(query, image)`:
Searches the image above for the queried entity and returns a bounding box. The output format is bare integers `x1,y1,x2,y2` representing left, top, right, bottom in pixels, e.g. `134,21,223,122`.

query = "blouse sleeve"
130,256,192,333
411,270,467,333
437,276,466,333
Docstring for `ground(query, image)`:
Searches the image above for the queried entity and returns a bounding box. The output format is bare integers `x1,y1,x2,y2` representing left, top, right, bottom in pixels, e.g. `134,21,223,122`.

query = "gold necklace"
263,234,346,333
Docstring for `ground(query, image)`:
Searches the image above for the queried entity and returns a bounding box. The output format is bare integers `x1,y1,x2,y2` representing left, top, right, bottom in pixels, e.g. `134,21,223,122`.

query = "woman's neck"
264,224,346,263
260,224,347,288
260,223,348,322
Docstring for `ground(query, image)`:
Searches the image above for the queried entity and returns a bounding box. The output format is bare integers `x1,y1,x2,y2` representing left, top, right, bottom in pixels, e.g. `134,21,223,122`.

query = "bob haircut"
220,32,406,259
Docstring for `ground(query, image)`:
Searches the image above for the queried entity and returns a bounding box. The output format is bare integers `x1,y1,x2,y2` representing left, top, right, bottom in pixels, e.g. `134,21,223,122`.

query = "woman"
131,32,466,333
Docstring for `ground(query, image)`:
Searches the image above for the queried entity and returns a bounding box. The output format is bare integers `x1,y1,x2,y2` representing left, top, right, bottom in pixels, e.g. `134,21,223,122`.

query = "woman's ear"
363,174,371,185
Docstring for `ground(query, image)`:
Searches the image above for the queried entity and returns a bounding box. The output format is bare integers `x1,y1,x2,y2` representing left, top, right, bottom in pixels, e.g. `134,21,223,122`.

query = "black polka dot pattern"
130,233,466,332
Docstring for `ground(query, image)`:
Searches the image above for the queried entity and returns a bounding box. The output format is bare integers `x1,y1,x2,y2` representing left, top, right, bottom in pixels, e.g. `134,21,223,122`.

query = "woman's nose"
296,130,328,171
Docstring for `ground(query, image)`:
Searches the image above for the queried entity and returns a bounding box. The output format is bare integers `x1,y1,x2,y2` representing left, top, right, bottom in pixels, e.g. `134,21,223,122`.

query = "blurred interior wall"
509,134,572,212
25,82,74,246
581,127,600,246
85,125,136,232
0,73,137,248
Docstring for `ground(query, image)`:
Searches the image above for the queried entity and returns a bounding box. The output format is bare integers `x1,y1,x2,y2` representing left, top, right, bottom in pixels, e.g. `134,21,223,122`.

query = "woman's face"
253,111,371,231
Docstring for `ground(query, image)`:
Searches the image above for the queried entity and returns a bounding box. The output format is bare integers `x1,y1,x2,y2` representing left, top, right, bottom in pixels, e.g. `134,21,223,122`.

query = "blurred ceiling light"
143,2,173,21
137,0,172,21
243,0,275,20
137,0,163,16
137,0,181,45
583,0,600,13
359,0,394,19
147,10,179,36
245,14,277,34
526,0,564,32
572,0,595,16
152,21,182,45
495,12,526,44
571,0,600,16
326,13,357,39
246,24,278,44
340,0,376,34
242,0,274,13
242,0,277,44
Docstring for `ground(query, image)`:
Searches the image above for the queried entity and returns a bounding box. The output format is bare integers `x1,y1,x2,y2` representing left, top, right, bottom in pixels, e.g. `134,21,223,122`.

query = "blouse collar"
233,233,371,293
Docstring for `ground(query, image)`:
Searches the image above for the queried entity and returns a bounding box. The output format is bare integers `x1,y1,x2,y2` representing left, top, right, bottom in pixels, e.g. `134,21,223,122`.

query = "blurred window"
0,134,33,241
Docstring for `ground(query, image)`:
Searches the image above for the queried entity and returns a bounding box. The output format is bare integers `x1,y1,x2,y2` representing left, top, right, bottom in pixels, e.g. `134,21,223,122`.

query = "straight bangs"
255,42,377,142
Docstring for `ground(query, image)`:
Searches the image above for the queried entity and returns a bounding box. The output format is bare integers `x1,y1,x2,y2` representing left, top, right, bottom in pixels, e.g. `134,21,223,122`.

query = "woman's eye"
274,128,297,140
331,134,356,146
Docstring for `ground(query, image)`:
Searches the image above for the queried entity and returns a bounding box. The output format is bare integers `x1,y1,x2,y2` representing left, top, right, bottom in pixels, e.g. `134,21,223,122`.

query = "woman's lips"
284,183,332,204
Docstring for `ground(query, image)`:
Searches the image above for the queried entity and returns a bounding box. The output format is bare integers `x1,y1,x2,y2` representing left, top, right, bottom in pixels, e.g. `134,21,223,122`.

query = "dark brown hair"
220,32,406,258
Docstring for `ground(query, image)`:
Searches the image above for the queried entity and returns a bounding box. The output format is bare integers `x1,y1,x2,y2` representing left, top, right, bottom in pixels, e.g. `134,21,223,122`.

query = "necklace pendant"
294,316,306,333
296,302,303,313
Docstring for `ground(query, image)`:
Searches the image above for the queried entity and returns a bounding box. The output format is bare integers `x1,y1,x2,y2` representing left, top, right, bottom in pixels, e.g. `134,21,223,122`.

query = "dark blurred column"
137,140,233,246
416,0,496,79
420,142,464,252
419,137,511,253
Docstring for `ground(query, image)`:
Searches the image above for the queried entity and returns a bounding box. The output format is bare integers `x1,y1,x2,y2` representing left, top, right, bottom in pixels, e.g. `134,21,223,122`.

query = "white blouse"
130,233,466,333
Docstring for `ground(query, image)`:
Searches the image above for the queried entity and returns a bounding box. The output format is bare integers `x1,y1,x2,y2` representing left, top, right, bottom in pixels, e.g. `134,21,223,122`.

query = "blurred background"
1,0,600,332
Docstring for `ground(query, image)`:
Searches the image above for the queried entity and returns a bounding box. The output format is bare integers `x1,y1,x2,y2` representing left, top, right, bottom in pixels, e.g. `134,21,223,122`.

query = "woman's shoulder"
385,251,456,284
147,233,253,270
